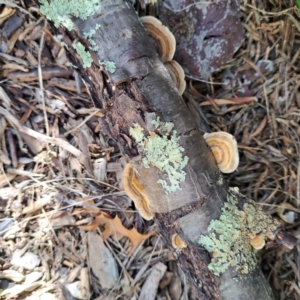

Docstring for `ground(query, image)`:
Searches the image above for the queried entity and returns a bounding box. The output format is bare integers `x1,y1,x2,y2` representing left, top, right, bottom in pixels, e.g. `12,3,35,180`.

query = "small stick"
7,130,18,168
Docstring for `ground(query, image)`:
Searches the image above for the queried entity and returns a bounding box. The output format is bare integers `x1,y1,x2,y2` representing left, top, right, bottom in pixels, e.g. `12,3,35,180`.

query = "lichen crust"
72,42,93,68
40,1,117,73
101,60,117,74
39,0,101,30
130,118,189,194
84,29,99,51
198,188,280,276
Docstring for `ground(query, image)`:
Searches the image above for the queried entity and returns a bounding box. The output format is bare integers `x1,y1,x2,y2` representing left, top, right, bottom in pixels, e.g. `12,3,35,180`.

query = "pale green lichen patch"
199,188,280,276
101,60,117,74
84,29,96,39
39,0,101,30
83,28,116,73
130,123,144,143
72,42,93,68
84,29,99,51
216,176,223,186
40,1,116,73
130,118,189,194
84,31,116,73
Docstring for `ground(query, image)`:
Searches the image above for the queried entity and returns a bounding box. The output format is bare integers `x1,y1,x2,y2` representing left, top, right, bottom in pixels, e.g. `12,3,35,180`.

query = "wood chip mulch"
0,0,299,299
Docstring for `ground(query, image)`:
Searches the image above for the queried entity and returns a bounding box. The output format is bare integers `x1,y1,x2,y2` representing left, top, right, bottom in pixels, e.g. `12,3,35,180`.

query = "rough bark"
44,1,282,299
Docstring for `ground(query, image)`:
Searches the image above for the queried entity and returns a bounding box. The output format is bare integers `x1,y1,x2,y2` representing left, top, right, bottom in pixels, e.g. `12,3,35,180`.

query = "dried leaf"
81,211,154,253
277,203,298,224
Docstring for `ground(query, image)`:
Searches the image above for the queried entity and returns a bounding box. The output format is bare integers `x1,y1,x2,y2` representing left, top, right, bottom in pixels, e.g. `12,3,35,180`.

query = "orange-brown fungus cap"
123,164,154,220
171,234,187,250
141,16,176,63
249,234,265,250
164,60,186,95
203,132,239,173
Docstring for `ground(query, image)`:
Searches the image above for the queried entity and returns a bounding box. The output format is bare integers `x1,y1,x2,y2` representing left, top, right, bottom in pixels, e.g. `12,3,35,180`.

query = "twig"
0,0,35,18
64,109,102,137
0,107,85,162
38,30,50,138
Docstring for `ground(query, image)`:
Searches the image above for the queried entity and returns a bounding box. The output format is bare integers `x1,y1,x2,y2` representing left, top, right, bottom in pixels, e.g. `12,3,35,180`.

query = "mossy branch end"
39,0,116,73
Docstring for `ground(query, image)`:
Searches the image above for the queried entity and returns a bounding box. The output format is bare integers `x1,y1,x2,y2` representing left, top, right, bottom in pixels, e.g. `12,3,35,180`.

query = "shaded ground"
0,0,300,299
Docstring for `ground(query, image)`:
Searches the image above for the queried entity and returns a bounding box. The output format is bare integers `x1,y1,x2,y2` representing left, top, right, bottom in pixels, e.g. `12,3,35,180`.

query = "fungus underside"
198,188,280,276
130,118,189,194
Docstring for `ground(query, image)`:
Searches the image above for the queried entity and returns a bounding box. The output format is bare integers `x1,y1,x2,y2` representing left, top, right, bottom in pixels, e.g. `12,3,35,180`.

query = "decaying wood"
33,0,297,299
17,0,294,299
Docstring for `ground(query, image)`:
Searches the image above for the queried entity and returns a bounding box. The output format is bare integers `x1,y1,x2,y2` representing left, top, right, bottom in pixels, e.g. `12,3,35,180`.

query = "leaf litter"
0,1,167,299
180,1,300,299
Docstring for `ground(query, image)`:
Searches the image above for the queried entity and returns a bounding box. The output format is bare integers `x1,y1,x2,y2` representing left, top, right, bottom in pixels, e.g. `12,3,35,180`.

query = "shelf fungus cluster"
203,132,239,173
123,164,154,220
141,16,186,95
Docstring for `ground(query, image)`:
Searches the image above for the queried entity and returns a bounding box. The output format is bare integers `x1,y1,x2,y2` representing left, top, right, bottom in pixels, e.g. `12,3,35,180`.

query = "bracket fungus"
171,234,187,250
141,16,176,63
172,234,187,251
164,60,186,95
203,132,239,173
141,16,186,95
122,164,154,220
249,234,265,250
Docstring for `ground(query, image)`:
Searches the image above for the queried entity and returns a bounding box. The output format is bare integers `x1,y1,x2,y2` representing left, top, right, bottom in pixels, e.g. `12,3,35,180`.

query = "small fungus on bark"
164,60,186,95
171,234,187,250
249,234,265,250
140,16,176,63
123,164,154,220
203,132,239,173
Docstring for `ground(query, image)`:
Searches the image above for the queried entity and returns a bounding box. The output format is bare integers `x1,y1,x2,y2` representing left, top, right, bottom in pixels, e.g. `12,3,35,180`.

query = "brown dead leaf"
80,211,154,254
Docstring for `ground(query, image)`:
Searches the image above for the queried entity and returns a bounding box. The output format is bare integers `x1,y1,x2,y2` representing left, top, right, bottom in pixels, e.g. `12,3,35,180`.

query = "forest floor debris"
0,0,299,299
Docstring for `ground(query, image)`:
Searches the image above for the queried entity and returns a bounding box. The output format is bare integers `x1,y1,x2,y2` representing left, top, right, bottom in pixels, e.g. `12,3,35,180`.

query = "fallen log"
36,1,296,299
